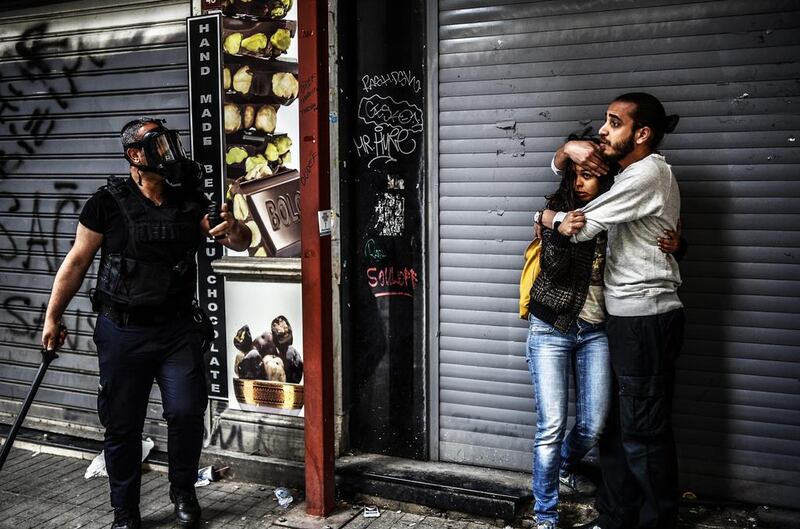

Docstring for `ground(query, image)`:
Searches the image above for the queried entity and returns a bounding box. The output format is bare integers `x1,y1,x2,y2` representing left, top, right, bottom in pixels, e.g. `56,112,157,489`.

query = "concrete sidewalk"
0,444,788,529
0,444,505,529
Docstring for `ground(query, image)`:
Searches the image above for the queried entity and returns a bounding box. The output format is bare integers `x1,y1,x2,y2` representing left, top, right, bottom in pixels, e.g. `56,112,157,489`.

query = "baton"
0,346,59,473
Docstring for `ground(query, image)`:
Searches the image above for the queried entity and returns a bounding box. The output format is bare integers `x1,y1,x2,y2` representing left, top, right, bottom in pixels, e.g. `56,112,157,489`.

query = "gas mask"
122,120,204,188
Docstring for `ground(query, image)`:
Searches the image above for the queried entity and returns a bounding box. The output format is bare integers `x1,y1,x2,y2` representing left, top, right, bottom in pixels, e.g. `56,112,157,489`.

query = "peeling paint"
495,120,516,130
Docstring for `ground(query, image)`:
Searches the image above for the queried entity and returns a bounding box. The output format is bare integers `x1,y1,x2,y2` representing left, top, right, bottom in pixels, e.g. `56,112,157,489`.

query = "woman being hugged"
525,141,614,529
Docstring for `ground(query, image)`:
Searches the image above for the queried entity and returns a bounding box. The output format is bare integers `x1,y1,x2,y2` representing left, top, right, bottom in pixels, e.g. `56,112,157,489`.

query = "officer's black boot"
170,486,202,527
110,507,141,529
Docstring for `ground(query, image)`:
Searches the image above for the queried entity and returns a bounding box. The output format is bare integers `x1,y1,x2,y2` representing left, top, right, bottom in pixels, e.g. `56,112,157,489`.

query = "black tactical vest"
93,177,204,311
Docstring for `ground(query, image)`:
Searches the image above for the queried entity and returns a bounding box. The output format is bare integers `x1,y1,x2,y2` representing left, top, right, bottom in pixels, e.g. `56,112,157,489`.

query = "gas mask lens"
149,131,186,165
172,134,186,157
153,134,175,162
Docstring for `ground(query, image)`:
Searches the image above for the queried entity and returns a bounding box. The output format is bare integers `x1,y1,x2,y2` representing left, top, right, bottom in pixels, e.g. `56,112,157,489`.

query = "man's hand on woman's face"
564,140,608,178
557,210,585,236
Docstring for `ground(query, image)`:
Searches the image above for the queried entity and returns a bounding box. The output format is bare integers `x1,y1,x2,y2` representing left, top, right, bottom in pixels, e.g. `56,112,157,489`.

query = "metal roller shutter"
434,0,800,507
0,0,191,445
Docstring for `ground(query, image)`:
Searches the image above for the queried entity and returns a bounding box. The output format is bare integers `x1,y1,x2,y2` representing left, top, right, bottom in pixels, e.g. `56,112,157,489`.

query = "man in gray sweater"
540,93,684,529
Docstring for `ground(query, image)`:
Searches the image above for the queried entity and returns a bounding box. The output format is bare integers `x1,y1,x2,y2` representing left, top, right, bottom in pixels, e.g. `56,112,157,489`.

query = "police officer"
40,118,251,529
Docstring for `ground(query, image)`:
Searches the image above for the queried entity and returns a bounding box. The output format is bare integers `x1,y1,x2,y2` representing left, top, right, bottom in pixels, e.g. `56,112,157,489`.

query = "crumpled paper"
195,465,215,487
84,437,154,479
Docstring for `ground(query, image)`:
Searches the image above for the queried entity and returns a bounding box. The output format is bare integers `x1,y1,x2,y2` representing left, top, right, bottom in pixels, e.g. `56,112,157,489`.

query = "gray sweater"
569,153,683,317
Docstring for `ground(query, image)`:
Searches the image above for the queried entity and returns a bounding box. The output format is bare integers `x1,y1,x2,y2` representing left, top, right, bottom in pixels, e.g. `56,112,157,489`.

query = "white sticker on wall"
374,193,404,237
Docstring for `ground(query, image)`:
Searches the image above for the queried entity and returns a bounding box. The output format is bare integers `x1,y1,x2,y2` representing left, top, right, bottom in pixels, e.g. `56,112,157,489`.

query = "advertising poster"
224,281,304,417
187,13,229,399
217,0,301,258
194,1,304,414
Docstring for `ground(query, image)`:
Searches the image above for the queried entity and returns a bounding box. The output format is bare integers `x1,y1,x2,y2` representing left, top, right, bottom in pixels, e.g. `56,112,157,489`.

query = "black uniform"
80,177,210,510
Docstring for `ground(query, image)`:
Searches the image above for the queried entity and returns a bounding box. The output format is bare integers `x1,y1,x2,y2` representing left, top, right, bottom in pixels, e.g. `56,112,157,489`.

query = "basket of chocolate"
233,378,303,409
232,317,304,409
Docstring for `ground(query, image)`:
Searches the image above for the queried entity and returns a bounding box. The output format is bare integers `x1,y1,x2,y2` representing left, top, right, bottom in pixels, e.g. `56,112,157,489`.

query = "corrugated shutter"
435,0,800,507
0,0,190,445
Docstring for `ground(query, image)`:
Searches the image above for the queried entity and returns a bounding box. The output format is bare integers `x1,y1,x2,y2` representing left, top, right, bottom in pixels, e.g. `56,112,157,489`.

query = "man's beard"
603,133,635,161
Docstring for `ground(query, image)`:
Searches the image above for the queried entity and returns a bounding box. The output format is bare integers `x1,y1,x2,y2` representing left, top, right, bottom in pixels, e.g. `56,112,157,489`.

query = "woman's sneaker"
558,470,597,496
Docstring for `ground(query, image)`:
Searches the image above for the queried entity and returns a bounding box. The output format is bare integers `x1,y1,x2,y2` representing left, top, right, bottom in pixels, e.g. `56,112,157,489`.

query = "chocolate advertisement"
187,13,229,400
209,0,301,258
224,281,304,416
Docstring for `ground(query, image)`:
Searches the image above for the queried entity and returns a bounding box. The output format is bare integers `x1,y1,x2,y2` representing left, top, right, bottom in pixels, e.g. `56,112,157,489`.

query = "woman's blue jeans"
526,314,612,524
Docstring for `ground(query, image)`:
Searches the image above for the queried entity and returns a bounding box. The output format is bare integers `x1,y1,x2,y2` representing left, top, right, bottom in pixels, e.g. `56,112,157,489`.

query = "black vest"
93,177,204,311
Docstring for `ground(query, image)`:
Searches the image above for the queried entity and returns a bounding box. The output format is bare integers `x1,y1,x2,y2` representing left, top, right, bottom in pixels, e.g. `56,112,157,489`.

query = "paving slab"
0,445,792,529
272,502,360,528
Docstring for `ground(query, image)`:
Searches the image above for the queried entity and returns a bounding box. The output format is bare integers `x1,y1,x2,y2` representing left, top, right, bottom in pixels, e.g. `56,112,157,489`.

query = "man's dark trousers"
94,313,208,509
595,308,685,529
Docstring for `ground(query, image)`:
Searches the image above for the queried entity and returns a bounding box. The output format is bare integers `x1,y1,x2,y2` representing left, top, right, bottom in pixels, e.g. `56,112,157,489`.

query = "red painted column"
297,0,335,517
